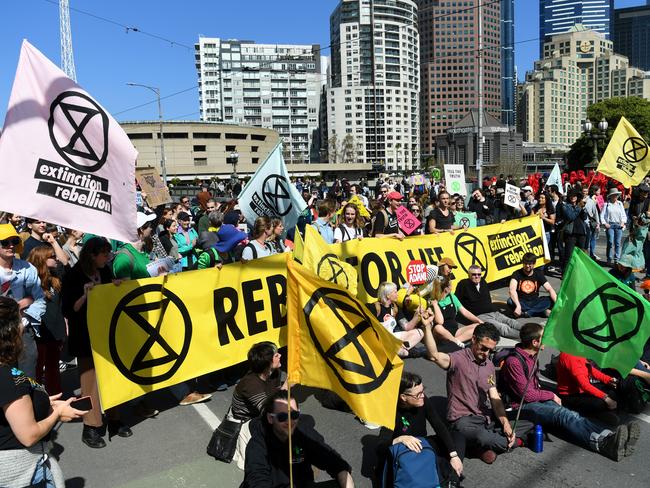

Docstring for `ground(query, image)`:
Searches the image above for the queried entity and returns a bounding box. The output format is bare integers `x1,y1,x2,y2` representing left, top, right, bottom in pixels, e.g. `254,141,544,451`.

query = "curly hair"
0,297,22,366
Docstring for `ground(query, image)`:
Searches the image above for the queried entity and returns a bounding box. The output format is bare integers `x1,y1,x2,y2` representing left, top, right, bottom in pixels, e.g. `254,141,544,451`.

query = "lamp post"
127,82,167,185
582,118,608,167
226,150,239,180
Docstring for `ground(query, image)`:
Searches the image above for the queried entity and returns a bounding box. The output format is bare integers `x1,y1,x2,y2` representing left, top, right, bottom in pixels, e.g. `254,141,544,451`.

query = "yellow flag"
304,225,358,296
293,227,304,263
597,116,650,188
336,195,370,218
287,258,403,428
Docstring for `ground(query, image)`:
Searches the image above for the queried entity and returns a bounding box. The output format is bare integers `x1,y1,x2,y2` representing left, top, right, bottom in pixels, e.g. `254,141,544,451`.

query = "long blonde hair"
429,276,451,302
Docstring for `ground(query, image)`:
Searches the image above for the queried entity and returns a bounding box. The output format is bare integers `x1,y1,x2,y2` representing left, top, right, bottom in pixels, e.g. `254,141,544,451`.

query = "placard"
444,164,467,196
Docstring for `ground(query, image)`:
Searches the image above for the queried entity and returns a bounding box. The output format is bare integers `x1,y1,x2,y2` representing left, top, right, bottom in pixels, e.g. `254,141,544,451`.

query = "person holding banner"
241,217,275,261
334,204,365,243
0,296,87,488
62,237,132,449
372,192,405,240
427,191,458,234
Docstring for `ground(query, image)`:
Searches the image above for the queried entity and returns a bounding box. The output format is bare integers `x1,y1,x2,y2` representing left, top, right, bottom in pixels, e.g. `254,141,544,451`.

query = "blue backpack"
383,437,440,488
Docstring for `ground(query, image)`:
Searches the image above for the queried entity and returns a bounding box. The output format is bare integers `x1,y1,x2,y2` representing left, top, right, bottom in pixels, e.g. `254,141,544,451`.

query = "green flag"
543,248,650,376
454,211,477,229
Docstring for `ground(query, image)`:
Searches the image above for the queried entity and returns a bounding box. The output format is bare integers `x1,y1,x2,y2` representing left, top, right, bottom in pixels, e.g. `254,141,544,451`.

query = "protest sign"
0,40,137,243
444,164,467,196
406,260,427,285
454,211,477,229
504,183,521,209
136,167,172,207
395,206,421,235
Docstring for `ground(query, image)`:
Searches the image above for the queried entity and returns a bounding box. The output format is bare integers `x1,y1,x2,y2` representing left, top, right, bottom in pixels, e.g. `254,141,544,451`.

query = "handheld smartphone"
70,396,93,411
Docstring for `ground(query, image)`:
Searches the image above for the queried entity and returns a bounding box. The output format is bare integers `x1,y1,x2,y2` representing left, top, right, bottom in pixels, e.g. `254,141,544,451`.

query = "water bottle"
532,424,544,453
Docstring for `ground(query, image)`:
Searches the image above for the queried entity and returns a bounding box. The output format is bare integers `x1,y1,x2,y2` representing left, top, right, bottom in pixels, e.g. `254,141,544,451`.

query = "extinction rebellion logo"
34,91,113,214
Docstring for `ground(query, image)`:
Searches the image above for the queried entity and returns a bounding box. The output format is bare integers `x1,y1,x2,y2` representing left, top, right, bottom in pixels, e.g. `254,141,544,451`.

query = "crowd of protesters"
1,168,650,487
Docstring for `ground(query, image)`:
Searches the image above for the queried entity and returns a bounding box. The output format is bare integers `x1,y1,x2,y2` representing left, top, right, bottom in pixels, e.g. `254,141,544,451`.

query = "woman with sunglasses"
429,276,482,349
0,296,87,488
26,246,67,396
408,204,425,235
376,371,464,487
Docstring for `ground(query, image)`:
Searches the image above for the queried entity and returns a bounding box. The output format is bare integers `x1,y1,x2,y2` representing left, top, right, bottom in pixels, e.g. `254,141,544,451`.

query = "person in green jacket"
174,212,198,270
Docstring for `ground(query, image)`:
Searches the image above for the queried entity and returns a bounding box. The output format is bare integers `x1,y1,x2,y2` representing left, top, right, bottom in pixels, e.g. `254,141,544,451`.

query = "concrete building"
539,0,614,56
327,0,420,171
194,38,325,164
522,141,570,173
501,0,516,127
418,0,502,160
121,121,370,180
613,3,650,71
520,25,650,145
435,109,522,175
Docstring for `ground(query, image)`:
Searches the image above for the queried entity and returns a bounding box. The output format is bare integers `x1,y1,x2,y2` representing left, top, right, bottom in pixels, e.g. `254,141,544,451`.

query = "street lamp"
226,150,239,180
582,118,608,167
127,82,168,185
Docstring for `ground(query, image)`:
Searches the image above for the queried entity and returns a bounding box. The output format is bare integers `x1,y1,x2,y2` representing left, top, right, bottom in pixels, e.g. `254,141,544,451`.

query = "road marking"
631,412,650,425
191,402,221,430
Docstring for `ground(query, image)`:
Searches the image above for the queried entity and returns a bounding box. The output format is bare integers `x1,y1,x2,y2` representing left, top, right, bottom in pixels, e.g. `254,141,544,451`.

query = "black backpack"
493,348,529,408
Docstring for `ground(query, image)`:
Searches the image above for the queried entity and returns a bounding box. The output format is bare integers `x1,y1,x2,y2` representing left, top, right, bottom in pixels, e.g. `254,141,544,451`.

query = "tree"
340,134,357,163
567,97,650,171
328,134,340,164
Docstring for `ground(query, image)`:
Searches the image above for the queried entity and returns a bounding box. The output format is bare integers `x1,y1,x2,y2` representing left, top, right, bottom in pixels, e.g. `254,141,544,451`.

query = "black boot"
82,425,106,449
107,420,133,440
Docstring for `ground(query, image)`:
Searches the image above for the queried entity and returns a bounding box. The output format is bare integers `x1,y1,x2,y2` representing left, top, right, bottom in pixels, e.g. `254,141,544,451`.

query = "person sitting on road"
242,390,354,488
500,323,639,462
367,282,431,358
556,352,618,421
428,276,481,349
422,322,520,464
455,265,522,340
508,252,556,318
437,257,457,282
228,342,286,470
377,371,465,487
609,255,636,291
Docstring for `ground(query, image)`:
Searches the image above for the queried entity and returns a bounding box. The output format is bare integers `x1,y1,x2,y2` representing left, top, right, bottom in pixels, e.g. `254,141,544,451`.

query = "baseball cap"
522,185,533,192
0,224,23,255
438,257,458,268
386,191,403,201
136,212,157,229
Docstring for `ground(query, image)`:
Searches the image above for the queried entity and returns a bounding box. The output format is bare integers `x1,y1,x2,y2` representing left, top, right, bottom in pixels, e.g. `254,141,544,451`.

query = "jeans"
18,325,38,379
605,224,623,263
562,234,586,271
520,401,610,452
477,311,523,340
589,226,599,258
31,454,64,488
507,297,551,318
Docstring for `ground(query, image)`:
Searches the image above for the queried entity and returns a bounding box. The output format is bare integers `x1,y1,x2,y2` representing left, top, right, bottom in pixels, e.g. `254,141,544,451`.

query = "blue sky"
0,0,644,123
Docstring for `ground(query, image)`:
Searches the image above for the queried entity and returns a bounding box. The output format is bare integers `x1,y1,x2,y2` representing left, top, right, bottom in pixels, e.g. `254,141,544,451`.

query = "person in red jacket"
556,352,618,416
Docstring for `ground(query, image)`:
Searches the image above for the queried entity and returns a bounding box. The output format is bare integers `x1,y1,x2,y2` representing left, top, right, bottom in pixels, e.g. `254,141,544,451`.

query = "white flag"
0,40,137,242
546,163,563,194
238,143,306,230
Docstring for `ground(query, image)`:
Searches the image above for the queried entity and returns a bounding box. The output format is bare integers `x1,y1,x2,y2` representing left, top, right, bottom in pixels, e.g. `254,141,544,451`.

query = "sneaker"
134,402,159,418
407,344,429,359
82,425,106,449
355,416,381,430
599,425,627,461
179,392,212,406
625,421,640,457
478,449,497,464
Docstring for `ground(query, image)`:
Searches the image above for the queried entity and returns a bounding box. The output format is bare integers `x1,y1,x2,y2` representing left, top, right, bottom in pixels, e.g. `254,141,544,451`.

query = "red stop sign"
406,260,427,285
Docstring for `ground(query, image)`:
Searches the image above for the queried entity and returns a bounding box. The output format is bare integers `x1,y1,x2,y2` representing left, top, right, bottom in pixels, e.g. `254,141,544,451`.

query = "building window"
251,146,259,153
128,133,153,140
193,132,220,139
251,134,266,141
193,145,206,152
193,158,208,166
225,133,248,140
159,132,188,139
225,145,237,152
252,157,259,164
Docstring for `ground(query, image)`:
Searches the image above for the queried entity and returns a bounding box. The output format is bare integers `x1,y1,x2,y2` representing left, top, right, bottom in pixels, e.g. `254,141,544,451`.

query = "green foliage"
567,97,650,171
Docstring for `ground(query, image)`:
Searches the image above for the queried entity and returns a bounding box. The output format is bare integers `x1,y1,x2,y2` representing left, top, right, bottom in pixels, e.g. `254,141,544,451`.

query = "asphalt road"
52,240,650,488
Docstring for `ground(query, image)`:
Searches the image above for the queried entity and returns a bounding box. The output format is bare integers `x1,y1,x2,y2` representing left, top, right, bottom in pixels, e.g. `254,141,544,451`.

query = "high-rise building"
521,25,649,146
327,0,420,171
539,0,614,56
501,0,515,127
195,38,325,163
613,3,650,71
417,0,502,162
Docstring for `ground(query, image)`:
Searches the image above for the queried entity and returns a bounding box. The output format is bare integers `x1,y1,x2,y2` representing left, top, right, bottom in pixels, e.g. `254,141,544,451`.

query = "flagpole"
287,381,294,488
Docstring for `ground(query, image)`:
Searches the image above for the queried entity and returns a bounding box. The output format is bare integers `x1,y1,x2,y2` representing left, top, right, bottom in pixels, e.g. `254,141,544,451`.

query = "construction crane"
59,0,77,81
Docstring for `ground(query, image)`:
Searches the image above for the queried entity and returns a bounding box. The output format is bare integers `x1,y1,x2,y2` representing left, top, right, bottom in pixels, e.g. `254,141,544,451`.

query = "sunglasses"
470,273,482,276
0,237,21,248
270,410,300,422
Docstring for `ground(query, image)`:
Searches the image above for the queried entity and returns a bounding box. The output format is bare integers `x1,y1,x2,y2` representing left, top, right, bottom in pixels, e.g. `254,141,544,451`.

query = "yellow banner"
287,258,403,429
597,116,650,188
88,254,289,409
331,216,548,302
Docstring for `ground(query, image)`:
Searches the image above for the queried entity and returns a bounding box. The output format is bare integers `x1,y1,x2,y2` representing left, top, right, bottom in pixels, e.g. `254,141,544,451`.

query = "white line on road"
191,402,221,430
632,412,650,425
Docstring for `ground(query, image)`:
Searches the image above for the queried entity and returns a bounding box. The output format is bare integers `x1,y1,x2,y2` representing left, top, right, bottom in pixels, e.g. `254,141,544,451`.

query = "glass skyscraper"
614,3,650,71
501,0,515,127
539,0,614,56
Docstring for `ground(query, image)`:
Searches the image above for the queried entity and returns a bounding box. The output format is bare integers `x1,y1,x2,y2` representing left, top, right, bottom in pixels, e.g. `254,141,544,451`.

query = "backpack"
191,248,220,270
370,209,389,237
232,242,258,262
382,437,439,488
115,247,136,275
338,224,363,242
493,348,529,408
618,376,650,414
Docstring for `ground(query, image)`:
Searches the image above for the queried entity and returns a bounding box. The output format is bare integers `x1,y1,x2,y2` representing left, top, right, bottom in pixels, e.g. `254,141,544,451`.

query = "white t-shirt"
241,240,274,260
333,224,363,243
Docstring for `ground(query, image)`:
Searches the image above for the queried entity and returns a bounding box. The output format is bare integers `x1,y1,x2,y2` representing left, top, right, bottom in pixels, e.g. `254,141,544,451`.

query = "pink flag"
0,40,137,242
